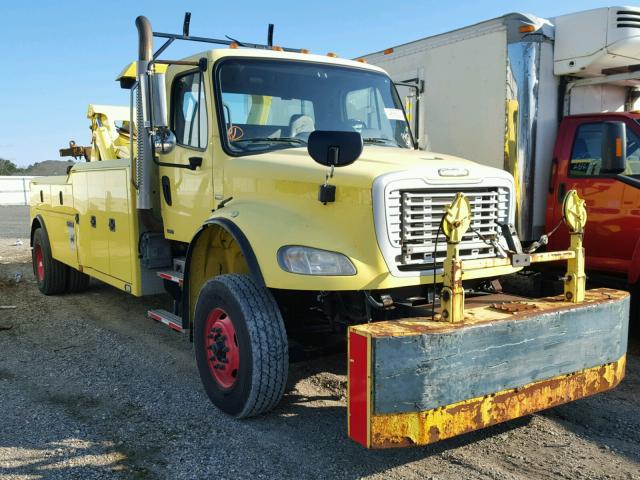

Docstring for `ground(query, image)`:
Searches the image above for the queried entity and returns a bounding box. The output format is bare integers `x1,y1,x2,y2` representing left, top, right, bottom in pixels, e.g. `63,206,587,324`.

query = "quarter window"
172,72,208,149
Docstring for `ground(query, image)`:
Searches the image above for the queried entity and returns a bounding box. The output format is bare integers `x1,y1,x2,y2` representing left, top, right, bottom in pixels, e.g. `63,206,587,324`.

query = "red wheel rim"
34,245,44,282
204,308,240,389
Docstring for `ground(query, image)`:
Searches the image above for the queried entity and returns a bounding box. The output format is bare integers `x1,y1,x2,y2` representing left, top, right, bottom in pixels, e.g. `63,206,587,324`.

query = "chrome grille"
386,187,510,270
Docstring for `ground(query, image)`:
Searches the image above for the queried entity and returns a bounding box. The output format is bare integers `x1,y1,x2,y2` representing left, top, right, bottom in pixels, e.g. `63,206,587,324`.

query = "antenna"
183,12,191,37
267,24,274,47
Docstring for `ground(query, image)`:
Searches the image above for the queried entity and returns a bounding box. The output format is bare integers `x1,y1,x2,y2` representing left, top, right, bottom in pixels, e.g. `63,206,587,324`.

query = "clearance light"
327,52,338,57
272,45,284,51
383,48,394,55
519,24,536,33
356,58,367,63
300,48,310,54
229,42,239,49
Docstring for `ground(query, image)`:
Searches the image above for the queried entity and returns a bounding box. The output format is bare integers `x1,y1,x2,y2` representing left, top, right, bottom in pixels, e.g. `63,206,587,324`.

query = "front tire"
193,274,288,418
32,227,68,295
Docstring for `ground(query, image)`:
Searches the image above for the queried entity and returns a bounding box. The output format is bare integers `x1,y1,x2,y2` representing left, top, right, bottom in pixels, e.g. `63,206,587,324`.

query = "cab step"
148,309,186,333
157,270,184,286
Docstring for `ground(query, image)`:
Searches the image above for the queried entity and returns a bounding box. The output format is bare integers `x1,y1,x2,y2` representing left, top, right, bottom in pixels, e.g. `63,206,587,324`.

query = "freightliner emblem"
438,168,469,177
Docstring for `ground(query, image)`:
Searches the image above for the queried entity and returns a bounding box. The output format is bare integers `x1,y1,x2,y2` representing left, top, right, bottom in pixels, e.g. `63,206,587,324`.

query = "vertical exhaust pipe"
135,16,154,212
134,16,163,232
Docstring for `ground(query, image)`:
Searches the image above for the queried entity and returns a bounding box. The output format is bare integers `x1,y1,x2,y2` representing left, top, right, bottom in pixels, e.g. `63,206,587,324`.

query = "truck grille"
617,10,640,29
386,187,510,271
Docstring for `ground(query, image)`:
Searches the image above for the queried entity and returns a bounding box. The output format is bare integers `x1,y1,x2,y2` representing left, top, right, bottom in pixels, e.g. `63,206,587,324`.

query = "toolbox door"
84,171,110,275
104,169,133,283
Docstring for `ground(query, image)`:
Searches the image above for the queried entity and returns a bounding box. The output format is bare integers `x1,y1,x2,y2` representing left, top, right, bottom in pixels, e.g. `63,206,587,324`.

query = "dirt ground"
0,207,639,479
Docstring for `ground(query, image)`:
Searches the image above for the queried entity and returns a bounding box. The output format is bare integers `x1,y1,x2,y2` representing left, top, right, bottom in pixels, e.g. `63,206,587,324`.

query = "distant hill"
16,160,76,176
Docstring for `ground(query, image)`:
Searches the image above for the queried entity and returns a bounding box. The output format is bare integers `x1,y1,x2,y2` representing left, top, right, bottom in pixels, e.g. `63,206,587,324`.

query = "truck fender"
628,238,640,285
30,214,50,247
182,218,264,331
30,215,51,278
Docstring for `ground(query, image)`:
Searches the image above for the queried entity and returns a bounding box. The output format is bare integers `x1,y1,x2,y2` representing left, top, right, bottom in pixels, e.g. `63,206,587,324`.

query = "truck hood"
228,146,513,188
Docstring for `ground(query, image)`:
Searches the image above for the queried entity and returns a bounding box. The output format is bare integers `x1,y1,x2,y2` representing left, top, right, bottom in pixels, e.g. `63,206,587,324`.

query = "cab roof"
116,47,386,84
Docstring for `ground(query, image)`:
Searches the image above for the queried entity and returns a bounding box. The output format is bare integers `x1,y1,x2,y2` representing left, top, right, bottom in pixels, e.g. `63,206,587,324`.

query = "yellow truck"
30,14,629,448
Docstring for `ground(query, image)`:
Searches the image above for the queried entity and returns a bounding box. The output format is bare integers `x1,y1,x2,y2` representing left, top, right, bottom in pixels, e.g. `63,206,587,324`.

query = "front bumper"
347,288,629,448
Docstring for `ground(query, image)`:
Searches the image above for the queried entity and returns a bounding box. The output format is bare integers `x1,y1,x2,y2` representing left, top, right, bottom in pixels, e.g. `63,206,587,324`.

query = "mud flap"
347,288,629,448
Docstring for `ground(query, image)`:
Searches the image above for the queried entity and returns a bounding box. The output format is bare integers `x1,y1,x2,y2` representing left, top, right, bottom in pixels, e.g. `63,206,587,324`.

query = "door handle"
557,182,566,204
90,215,96,228
108,218,116,232
162,176,172,206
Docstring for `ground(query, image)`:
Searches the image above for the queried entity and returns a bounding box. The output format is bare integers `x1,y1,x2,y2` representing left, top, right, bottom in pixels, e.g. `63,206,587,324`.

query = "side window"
569,123,603,176
625,129,640,176
172,72,208,149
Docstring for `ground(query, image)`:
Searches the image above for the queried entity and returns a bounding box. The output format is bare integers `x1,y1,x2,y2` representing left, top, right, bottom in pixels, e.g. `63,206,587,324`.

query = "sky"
0,0,625,167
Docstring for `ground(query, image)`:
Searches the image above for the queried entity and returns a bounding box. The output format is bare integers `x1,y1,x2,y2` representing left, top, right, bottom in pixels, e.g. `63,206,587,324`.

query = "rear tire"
67,268,90,293
194,274,288,418
32,227,68,295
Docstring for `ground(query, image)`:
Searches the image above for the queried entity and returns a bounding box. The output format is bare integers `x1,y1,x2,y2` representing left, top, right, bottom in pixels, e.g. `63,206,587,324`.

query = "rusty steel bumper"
347,288,629,448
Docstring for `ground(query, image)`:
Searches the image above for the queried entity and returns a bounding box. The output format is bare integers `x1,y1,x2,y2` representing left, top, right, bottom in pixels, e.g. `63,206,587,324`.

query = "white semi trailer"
360,6,640,245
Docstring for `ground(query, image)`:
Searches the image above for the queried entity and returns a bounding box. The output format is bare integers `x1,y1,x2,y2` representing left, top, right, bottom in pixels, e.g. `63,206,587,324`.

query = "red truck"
547,112,640,292
361,7,640,320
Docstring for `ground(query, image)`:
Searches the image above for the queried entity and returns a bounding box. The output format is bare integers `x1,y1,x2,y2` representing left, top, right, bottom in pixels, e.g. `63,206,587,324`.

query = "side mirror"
601,122,627,174
149,72,169,128
307,131,363,167
154,129,176,155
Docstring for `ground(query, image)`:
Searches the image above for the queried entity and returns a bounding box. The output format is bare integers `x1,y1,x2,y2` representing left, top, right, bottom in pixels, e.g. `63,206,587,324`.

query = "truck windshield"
216,58,413,155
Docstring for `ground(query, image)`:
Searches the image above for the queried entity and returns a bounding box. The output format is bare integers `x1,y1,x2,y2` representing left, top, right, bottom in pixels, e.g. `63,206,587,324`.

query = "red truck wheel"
193,274,288,418
32,228,68,295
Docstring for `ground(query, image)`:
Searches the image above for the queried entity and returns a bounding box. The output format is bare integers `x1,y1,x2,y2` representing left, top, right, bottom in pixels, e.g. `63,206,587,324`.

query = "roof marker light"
519,24,536,33
229,42,239,49
300,48,310,54
327,52,338,57
356,58,367,63
272,45,284,51
383,48,394,55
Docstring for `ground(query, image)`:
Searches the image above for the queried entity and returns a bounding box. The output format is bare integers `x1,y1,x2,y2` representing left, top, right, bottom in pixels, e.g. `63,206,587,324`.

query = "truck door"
548,118,632,275
158,69,214,243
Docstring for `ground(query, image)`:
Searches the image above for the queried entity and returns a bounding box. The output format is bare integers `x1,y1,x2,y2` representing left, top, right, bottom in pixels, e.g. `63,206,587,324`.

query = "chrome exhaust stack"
135,15,154,211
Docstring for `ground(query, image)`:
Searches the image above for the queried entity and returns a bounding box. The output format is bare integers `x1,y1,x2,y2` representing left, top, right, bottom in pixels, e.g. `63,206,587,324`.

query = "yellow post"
439,193,471,323
562,190,587,303
441,242,465,322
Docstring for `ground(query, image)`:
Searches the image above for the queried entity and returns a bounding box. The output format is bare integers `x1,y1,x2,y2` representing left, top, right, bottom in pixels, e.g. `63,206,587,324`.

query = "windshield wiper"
362,137,397,146
232,137,307,145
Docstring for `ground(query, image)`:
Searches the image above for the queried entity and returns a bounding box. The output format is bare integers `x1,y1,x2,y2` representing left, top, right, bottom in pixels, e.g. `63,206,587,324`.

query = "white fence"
0,176,34,206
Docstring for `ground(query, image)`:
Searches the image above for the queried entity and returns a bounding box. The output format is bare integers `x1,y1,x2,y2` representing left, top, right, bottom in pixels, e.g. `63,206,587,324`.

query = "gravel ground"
0,216,639,479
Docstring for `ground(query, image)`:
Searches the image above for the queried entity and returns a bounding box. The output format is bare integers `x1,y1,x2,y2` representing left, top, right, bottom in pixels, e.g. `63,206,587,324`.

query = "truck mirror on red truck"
601,121,627,174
